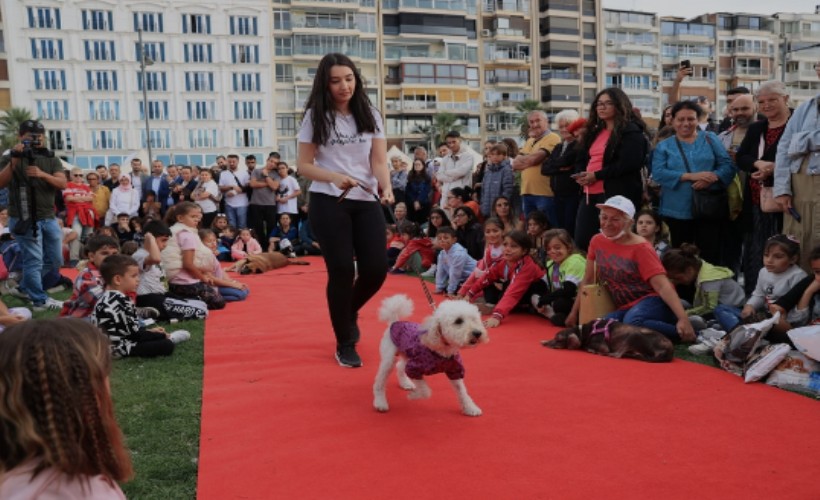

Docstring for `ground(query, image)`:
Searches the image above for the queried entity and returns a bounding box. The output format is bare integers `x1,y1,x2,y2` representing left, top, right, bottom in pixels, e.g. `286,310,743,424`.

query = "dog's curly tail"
379,294,414,324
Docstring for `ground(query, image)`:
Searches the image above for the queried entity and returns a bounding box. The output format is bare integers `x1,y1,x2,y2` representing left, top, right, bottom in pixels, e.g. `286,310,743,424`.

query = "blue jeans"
225,205,248,230
9,217,63,305
606,295,681,342
714,304,742,332
218,286,249,302
521,194,557,227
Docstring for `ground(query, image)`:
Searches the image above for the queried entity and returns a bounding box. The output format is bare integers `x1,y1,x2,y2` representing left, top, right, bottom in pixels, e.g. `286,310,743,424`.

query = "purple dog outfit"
390,321,465,380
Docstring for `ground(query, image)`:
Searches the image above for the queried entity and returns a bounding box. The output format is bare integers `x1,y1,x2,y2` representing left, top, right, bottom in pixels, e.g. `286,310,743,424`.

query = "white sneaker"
421,264,437,278
32,297,64,312
169,330,191,344
530,294,541,309
699,328,726,341
688,337,719,356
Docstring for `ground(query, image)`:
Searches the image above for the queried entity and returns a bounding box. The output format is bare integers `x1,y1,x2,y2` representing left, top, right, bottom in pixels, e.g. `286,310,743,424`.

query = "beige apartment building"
0,7,9,110
775,10,820,108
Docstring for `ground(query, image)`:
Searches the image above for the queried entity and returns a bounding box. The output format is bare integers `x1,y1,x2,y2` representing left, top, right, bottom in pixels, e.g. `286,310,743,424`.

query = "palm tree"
412,124,436,152
0,107,35,151
515,99,543,140
412,112,464,151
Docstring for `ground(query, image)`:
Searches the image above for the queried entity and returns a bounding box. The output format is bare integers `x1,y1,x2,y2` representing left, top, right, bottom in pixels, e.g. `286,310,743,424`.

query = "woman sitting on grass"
0,318,133,498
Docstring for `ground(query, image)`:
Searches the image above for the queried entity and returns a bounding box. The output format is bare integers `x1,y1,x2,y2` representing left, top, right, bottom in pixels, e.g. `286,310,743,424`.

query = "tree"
515,99,543,140
0,107,35,152
412,112,464,151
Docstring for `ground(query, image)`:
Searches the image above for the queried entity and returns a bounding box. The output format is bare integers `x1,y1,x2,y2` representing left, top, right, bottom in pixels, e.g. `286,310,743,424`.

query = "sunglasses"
72,174,83,178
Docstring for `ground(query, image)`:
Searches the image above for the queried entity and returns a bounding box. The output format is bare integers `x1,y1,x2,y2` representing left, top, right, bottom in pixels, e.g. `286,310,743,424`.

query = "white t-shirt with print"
297,108,385,202
218,169,250,208
276,176,300,215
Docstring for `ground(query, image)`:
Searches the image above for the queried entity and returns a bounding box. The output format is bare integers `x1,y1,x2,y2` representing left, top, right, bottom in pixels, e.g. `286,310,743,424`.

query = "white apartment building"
775,10,820,108
4,0,273,169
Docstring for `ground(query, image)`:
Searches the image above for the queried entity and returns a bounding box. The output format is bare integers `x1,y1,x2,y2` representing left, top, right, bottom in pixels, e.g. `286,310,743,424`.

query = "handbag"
675,136,729,221
578,261,615,324
757,135,784,213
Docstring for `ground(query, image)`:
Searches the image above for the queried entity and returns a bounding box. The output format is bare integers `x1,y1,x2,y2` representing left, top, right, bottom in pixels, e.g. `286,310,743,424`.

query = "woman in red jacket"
463,230,546,327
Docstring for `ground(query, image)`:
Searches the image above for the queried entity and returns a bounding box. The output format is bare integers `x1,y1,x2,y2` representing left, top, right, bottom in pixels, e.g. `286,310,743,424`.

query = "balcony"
290,0,361,8
486,27,528,38
542,70,580,81
486,51,530,64
384,47,446,60
401,100,480,112
784,69,820,83
486,75,529,85
719,67,769,78
482,0,529,14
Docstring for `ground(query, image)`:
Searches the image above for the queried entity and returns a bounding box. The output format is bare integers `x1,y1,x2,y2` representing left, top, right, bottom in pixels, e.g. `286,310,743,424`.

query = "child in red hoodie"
457,217,505,299
390,222,434,274
463,230,545,328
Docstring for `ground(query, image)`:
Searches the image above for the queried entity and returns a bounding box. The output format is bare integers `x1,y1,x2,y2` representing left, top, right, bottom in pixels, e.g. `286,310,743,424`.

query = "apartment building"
0,7,8,110
538,0,603,121
775,10,820,108
659,17,717,114
602,8,662,126
4,0,272,169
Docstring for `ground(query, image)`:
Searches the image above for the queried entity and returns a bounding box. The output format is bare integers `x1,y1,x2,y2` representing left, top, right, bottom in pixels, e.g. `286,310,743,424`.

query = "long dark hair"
304,53,377,146
427,207,451,238
583,87,645,161
407,158,430,183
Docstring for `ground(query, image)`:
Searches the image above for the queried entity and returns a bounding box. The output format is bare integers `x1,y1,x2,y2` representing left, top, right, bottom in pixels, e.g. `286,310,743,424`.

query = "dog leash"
352,183,438,312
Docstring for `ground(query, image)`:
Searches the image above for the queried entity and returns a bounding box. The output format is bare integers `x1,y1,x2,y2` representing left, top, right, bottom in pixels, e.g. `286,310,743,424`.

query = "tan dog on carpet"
228,252,310,275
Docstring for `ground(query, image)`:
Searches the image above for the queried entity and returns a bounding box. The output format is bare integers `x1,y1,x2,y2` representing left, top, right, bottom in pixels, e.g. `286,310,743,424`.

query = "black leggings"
309,193,387,348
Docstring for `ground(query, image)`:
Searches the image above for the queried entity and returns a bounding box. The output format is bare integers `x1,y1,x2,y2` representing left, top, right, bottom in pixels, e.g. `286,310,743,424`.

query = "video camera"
10,120,55,160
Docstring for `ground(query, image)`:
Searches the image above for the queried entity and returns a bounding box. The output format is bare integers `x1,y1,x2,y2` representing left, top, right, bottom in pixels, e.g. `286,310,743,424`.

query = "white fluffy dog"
373,294,489,416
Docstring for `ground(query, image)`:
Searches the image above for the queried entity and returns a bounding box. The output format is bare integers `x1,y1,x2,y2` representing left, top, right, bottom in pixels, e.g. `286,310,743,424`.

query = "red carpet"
197,258,820,499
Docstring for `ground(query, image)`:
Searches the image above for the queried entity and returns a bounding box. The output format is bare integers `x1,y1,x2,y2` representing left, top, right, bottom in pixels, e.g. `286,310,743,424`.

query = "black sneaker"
136,306,161,320
335,345,362,368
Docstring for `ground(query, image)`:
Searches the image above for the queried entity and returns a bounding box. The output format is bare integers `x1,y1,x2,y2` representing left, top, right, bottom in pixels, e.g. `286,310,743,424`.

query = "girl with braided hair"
0,318,132,497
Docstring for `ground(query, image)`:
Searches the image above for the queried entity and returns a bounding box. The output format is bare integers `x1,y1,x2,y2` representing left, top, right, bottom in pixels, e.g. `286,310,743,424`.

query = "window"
230,16,258,36
133,12,164,32
236,129,263,148
275,64,293,83
403,64,470,85
187,101,216,120
48,130,72,151
35,100,69,120
86,70,118,91
277,115,298,136
136,42,165,63
136,71,167,91
232,44,259,64
84,40,116,61
185,72,214,92
274,37,292,56
34,69,66,90
27,7,61,29
88,100,120,121
182,14,211,34
91,130,123,150
234,101,263,120
31,39,64,60
188,129,218,148
139,101,170,120
141,130,172,149
233,72,261,92
183,43,213,63
82,10,113,31
273,11,291,30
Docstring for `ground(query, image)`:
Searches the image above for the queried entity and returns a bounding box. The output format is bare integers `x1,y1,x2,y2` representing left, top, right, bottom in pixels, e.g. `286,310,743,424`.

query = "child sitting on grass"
231,228,263,261
434,226,476,297
162,202,226,310
463,230,545,328
662,243,745,332
200,229,250,302
390,222,434,274
93,254,190,358
531,229,586,326
60,235,120,318
770,245,820,344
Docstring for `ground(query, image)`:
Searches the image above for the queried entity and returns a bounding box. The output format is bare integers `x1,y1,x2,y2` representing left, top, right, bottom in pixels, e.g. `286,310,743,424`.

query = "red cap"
566,118,587,134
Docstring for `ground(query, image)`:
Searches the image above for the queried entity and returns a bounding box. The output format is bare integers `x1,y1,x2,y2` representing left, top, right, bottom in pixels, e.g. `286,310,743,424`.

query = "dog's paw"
399,379,416,391
462,403,482,417
373,394,389,413
407,386,432,400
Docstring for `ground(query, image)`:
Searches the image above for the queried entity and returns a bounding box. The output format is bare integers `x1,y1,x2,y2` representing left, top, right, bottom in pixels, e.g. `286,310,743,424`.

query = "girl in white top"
296,53,392,368
0,319,132,499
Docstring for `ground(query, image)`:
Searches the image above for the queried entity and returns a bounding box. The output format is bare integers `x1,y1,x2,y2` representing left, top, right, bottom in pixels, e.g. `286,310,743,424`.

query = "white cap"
596,195,635,220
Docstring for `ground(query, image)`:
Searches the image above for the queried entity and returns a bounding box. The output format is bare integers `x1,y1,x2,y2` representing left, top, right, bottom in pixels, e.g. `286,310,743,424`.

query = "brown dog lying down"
227,252,310,275
542,318,674,363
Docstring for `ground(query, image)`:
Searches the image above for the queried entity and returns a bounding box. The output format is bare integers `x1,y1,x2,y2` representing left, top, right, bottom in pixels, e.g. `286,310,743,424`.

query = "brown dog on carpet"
542,318,674,362
228,252,310,275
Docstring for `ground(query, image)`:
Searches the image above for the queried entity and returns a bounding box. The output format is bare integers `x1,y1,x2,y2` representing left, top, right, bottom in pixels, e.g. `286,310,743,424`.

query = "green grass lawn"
3,291,204,499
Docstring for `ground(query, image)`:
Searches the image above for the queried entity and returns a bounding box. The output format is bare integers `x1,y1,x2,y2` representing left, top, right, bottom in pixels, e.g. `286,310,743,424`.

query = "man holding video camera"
0,120,66,311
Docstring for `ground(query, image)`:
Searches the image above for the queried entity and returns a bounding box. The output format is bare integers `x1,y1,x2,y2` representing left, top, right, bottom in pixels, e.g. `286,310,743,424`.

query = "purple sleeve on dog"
390,322,465,380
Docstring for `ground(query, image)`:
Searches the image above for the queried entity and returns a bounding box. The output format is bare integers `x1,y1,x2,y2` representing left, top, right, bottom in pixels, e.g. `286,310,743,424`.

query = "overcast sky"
602,0,817,18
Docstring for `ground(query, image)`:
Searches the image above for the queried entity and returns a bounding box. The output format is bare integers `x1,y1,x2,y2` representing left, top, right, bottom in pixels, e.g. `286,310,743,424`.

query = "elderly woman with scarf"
105,174,140,225
774,61,820,270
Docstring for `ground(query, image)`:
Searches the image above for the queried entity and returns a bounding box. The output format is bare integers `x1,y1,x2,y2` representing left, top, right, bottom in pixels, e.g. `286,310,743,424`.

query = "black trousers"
574,193,607,252
128,330,175,358
136,293,170,320
309,193,387,348
248,204,278,251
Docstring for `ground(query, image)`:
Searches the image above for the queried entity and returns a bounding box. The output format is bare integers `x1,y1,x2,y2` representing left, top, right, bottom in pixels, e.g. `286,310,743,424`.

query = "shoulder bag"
578,260,615,324
675,135,729,221
757,134,784,213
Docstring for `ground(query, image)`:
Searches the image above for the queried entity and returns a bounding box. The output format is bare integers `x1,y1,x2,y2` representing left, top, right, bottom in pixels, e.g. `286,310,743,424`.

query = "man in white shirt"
435,131,473,199
218,154,250,229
